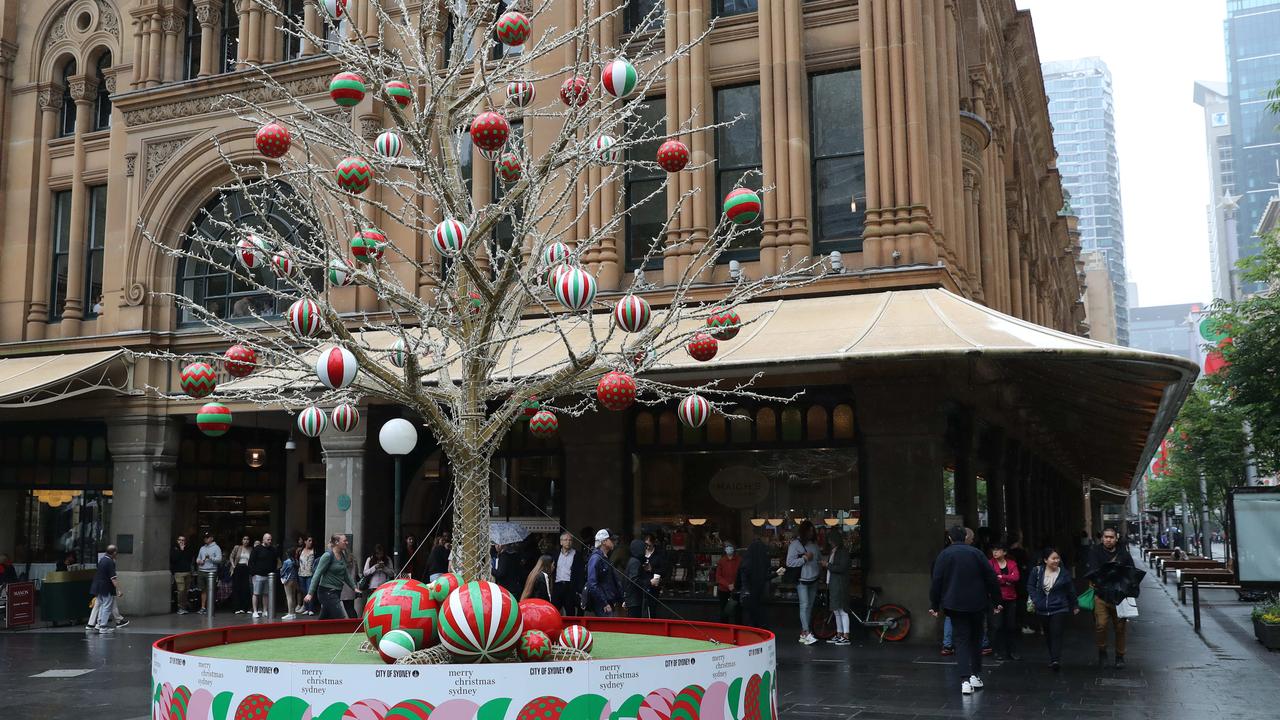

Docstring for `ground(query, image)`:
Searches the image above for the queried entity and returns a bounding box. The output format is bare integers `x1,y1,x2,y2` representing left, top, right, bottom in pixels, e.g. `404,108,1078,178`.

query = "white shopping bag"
1116,597,1139,619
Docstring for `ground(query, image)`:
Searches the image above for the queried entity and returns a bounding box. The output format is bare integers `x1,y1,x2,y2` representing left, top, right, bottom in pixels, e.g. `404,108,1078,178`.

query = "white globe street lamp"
379,418,418,571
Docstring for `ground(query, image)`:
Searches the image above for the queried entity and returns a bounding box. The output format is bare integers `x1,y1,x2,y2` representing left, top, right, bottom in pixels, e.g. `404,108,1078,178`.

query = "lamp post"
379,418,418,573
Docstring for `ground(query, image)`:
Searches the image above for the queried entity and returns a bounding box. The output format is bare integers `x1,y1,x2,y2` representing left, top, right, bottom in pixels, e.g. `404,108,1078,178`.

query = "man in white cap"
583,529,623,616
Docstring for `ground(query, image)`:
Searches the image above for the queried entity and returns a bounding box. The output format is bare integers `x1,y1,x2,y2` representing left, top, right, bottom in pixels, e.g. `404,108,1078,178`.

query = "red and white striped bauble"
390,338,409,368
224,345,257,378
331,403,361,433
270,249,296,278
543,242,571,267
601,58,638,99
558,624,594,653
328,258,356,287
528,410,558,439
594,134,620,162
560,76,590,107
437,581,524,662
433,218,468,256
315,345,358,390
687,332,718,362
506,80,536,107
596,371,637,412
552,266,597,311
297,406,327,437
547,263,572,288
287,298,323,337
678,394,711,428
236,235,267,270
375,130,402,159
613,295,651,333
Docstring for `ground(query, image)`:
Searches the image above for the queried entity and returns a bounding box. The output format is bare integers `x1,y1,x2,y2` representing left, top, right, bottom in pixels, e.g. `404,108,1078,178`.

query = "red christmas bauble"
706,307,741,341
559,76,590,107
656,139,690,173
518,598,564,638
255,123,291,158
516,629,552,662
470,111,511,152
596,370,637,411
687,332,718,362
224,345,257,378
516,696,567,720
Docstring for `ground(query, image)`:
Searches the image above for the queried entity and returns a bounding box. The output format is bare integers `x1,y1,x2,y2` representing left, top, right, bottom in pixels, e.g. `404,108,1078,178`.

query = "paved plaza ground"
4,550,1277,720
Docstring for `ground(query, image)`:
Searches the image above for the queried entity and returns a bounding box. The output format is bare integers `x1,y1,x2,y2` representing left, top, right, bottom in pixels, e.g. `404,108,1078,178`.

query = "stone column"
194,0,221,77
237,0,251,65
244,0,262,64
756,0,783,275
301,2,318,56
320,419,367,549
147,10,163,86
106,416,181,616
662,1,685,285
262,0,279,63
594,1,620,291
26,86,61,339
857,377,946,642
59,74,98,336
162,10,183,82
781,0,811,267
1003,443,1022,542
130,14,146,89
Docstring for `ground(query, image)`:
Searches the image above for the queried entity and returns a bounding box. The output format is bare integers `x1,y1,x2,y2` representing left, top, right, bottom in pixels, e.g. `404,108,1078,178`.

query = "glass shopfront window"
172,425,287,546
630,400,863,603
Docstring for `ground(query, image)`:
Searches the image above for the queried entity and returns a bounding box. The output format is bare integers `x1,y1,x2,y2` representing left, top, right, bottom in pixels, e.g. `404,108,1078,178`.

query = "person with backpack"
1026,547,1079,670
583,529,622,616
303,533,359,620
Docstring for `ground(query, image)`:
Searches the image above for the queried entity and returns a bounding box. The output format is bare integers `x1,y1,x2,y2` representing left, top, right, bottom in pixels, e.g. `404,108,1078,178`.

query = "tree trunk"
451,448,493,582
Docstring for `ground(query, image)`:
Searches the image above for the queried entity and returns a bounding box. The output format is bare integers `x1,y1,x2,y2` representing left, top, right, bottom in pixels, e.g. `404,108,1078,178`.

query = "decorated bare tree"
143,0,822,582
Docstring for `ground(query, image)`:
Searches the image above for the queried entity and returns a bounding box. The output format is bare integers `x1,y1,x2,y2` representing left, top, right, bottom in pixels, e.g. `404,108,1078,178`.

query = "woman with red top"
989,543,1022,661
714,542,742,624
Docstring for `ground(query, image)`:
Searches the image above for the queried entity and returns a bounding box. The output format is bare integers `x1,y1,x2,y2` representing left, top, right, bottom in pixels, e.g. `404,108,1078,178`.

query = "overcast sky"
1015,0,1226,307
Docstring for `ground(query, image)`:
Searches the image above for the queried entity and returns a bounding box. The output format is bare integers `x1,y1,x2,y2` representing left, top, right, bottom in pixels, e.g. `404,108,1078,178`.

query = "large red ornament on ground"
518,598,564,637
437,581,524,661
427,573,463,603
362,578,440,654
596,371,637,411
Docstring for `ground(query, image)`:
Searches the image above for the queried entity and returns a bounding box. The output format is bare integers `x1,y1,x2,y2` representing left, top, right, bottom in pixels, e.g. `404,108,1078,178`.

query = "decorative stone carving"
125,151,137,177
194,0,222,27
162,10,183,34
962,168,977,192
47,9,69,48
124,73,330,126
38,86,64,112
143,134,195,188
0,41,18,66
124,281,147,306
103,72,116,94
98,0,121,40
359,116,381,140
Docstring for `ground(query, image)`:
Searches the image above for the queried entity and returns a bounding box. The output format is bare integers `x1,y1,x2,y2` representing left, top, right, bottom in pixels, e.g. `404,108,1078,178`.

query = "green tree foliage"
1157,383,1246,527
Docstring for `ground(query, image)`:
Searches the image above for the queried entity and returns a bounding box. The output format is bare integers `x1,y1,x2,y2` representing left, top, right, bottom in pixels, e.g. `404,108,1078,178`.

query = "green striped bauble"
180,361,217,398
385,699,435,719
330,403,360,433
438,580,523,662
594,134,620,162
376,130,403,159
296,405,327,438
390,338,409,368
384,80,413,108
196,402,232,437
723,188,762,225
552,266,597,311
671,684,706,720
329,71,366,107
335,156,373,194
601,58,638,98
328,258,355,286
350,228,386,263
678,393,711,429
543,241,571,267
613,295,651,333
378,629,418,663
432,218,468,256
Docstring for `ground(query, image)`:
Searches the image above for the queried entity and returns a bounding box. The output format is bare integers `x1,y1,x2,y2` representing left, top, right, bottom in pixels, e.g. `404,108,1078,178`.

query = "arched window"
59,61,77,137
93,52,111,131
177,184,317,325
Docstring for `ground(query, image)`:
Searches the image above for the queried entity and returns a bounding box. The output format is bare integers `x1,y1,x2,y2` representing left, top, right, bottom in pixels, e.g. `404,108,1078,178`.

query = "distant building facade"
1128,304,1204,364
1193,81,1239,301
1082,251,1117,344
1043,58,1129,344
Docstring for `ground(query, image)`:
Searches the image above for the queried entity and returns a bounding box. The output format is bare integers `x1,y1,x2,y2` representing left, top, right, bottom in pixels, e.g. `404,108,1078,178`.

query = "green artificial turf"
188,631,721,664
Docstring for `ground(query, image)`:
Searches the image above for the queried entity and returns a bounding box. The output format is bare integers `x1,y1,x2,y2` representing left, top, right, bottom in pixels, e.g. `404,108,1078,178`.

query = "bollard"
1192,577,1201,634
206,570,216,628
267,572,277,621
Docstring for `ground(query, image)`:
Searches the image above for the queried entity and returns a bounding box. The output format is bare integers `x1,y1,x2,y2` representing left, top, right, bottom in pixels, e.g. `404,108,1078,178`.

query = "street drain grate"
1096,677,1147,688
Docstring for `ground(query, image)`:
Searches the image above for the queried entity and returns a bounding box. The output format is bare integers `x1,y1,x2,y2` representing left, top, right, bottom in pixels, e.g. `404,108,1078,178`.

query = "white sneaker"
969,675,984,690
282,613,296,620
252,611,261,618
961,681,973,695
802,634,818,645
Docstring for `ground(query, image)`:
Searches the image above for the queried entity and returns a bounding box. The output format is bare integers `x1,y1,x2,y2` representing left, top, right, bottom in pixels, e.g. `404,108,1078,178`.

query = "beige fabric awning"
223,289,1196,488
0,349,134,407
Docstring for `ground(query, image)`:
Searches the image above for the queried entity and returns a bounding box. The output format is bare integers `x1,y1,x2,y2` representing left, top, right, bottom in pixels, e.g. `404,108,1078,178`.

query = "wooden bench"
1161,559,1225,583
1155,553,1208,575
1177,569,1237,604
1145,549,1175,567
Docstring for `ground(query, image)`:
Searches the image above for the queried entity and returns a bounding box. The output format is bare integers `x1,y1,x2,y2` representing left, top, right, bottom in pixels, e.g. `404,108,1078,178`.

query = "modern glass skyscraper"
1226,0,1280,297
1043,57,1129,345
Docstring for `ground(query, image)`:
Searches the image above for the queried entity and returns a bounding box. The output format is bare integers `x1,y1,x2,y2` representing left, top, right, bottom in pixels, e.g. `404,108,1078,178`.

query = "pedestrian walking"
230,536,252,615
296,536,316,615
638,533,669,620
715,540,743,625
170,535,195,615
303,533,359,620
521,555,555,602
362,544,394,593
552,532,585,616
584,529,622,617
625,539,646,617
988,543,1021,660
784,521,821,645
195,533,222,615
1085,527,1142,669
279,548,299,620
1006,532,1035,636
930,526,1003,695
739,535,772,630
1026,547,1078,670
90,545,122,634
426,533,450,582
825,532,852,645
249,533,279,618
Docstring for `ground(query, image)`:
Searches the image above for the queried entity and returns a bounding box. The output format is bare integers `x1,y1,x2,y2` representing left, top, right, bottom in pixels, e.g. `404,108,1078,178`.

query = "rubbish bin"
39,569,95,626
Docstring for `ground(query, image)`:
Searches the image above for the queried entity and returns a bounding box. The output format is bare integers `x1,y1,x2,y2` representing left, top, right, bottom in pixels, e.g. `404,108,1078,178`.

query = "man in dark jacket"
1085,527,1139,668
248,533,279,619
584,529,622,616
494,543,525,598
170,535,196,615
930,526,1002,695
738,536,771,630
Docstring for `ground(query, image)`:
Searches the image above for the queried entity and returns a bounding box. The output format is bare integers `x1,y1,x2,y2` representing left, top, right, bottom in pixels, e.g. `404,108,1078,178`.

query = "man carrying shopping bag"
1085,528,1145,669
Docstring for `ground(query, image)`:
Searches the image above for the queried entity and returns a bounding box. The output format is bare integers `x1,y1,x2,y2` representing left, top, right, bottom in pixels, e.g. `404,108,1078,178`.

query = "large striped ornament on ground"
224,345,256,377
516,628,552,661
495,10,531,45
288,298,323,337
233,693,273,720
507,80,536,107
427,573,463,603
596,371,637,411
342,700,389,720
328,258,356,286
552,266,597,310
433,218,468,256
657,139,690,173
686,333,718,362
560,76,590,107
383,80,413,108
671,685,705,720
329,71,366,107
336,156,373,194
723,189,761,225
331,403,361,432
547,263,572,288
315,345,358,389
438,580,523,661
470,111,510,152
613,295,651,332
362,578,439,652
528,410,558,438
351,228,387,263
197,402,232,437
385,700,435,720
558,624,593,653
236,235,267,270
255,122,291,158
376,131,402,159
180,361,217,398
678,394,710,429
706,307,741,341
378,629,416,663
602,58,638,98
297,406,327,437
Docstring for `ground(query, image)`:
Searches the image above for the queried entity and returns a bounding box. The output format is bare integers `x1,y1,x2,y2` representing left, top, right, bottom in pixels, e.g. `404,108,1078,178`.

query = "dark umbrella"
1085,562,1146,605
